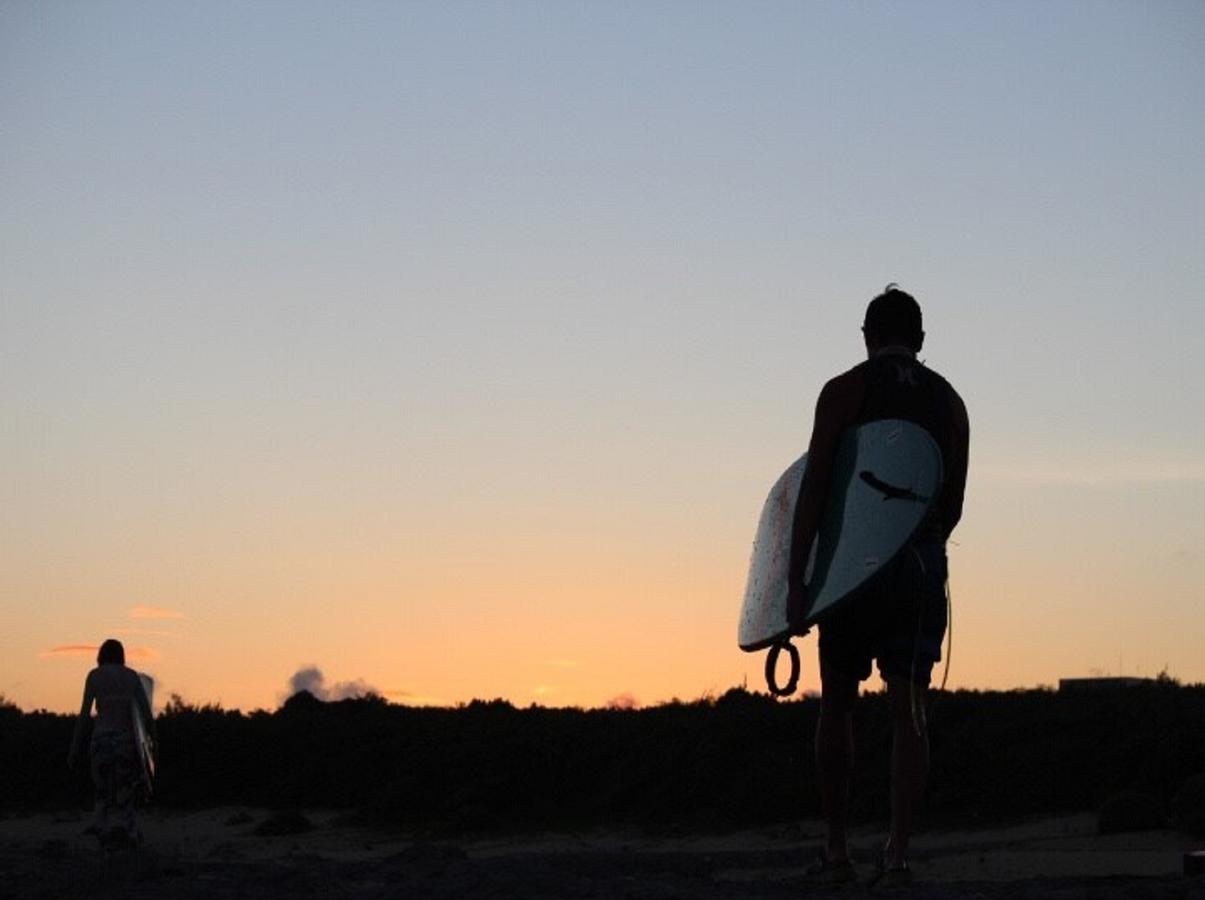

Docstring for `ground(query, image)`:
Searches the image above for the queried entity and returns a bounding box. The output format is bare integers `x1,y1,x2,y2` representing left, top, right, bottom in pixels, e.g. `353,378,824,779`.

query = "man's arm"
787,370,862,627
943,391,970,538
68,671,95,769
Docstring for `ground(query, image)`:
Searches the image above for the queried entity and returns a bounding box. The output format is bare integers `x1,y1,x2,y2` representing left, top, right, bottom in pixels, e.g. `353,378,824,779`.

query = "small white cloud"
383,689,447,707
606,692,639,710
284,665,379,703
328,678,377,701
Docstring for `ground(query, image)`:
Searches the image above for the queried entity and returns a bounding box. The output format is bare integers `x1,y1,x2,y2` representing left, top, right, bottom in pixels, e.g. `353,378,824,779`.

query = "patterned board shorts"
818,540,948,688
90,730,140,841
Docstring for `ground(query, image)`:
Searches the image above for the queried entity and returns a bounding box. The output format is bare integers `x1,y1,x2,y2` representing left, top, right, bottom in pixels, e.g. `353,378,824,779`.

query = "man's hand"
786,578,811,636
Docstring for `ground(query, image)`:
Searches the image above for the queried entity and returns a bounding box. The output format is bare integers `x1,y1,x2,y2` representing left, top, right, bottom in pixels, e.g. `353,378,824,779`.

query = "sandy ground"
1,808,1202,899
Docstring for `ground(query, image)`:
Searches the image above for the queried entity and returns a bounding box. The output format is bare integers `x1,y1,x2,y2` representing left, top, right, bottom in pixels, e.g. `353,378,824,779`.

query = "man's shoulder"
803,366,865,446
920,362,954,386
824,362,867,395
817,365,866,416
921,365,969,426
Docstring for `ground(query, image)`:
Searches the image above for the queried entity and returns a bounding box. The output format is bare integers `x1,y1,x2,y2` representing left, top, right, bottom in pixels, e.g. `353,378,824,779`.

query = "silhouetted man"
69,639,156,849
788,285,969,884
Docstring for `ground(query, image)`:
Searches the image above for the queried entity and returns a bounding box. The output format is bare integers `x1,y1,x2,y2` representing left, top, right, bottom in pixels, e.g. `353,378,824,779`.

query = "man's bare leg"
816,662,859,862
884,676,928,867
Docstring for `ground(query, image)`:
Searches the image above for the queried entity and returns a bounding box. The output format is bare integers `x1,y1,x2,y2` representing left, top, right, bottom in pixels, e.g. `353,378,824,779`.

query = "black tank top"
853,353,961,540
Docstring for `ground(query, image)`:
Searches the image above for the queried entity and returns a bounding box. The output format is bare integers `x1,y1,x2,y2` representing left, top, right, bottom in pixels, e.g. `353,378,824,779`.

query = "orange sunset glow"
4,2,1203,717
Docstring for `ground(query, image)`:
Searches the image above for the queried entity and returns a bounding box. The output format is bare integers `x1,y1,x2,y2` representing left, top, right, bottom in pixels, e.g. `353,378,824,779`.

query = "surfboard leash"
904,545,956,733
939,574,952,694
928,572,954,723
908,546,926,735
764,639,801,697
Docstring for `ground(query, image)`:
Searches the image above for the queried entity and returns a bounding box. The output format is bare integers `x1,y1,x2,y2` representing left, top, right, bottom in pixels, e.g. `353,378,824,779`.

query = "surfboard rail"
133,673,155,799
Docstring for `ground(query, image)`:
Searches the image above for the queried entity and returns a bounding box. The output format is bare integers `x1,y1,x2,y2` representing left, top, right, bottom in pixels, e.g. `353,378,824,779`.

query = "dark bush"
4,683,1203,831
1172,773,1205,835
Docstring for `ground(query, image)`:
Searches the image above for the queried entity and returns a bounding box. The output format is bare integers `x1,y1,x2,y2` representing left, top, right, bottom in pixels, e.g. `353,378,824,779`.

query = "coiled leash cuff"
765,639,801,697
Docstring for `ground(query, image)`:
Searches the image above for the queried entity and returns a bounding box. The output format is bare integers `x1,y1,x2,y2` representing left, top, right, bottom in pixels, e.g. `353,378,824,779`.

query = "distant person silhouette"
68,639,155,848
787,285,969,884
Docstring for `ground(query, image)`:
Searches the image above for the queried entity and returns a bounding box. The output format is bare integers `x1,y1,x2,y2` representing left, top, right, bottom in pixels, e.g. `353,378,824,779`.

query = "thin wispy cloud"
120,646,161,662
129,606,184,620
39,645,96,658
41,644,160,662
979,460,1205,487
114,628,182,639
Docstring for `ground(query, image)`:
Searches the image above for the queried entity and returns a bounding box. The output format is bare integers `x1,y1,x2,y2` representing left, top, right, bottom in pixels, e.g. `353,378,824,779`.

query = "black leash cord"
764,640,800,697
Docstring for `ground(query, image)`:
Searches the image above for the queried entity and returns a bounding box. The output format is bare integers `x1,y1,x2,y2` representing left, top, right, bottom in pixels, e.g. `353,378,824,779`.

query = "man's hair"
97,639,125,666
863,283,923,350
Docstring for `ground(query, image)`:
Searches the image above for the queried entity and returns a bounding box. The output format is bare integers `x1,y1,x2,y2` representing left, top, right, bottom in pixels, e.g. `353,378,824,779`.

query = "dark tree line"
2,683,1202,831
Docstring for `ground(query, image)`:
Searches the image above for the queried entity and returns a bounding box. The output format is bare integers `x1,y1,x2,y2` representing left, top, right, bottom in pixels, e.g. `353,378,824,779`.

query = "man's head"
97,639,125,666
862,283,924,353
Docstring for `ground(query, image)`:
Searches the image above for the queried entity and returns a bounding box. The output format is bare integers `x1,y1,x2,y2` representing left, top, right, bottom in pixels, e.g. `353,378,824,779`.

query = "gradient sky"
3,1,1203,713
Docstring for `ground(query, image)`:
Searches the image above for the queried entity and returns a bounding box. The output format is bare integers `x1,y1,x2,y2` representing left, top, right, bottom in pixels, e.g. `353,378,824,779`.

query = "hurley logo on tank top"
872,345,920,387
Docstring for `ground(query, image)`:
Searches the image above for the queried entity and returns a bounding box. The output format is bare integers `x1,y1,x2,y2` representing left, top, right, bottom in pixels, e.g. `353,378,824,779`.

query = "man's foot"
869,857,912,890
100,826,133,851
805,848,857,884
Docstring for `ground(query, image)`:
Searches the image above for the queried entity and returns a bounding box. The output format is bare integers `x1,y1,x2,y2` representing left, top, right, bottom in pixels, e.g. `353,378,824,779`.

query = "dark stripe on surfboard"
858,470,929,503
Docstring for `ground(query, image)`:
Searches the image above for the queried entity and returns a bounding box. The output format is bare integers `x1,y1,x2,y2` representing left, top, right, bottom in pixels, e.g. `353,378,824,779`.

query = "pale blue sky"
3,2,1203,710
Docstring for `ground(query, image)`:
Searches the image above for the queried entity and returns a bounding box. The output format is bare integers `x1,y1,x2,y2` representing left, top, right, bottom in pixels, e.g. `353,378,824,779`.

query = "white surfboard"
133,673,155,798
739,419,943,653
738,456,809,652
